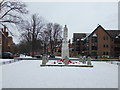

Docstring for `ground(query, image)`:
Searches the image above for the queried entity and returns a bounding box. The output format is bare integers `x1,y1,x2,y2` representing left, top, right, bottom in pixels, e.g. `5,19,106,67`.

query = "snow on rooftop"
77,39,80,41
86,33,90,36
81,38,85,41
2,60,118,88
81,33,90,41
115,36,119,38
118,34,120,36
92,33,97,37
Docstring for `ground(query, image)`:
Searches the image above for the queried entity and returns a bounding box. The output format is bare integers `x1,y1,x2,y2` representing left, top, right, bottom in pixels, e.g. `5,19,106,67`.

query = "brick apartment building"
82,25,120,58
0,26,14,55
72,33,90,56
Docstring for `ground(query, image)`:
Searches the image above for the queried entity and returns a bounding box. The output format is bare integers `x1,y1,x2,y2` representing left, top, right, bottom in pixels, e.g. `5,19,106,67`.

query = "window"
103,52,109,55
115,47,120,51
83,45,89,51
86,46,89,50
92,46,97,50
106,45,108,48
103,36,109,40
106,52,108,55
92,37,97,43
72,49,74,51
103,52,105,55
76,41,80,45
103,45,105,48
103,44,108,48
114,39,120,44
91,52,97,56
86,40,89,43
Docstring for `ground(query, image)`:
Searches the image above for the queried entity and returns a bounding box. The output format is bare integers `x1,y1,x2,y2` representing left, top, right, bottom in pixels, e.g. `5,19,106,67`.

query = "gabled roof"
73,33,86,38
106,30,120,38
81,33,90,41
0,28,7,38
88,25,119,39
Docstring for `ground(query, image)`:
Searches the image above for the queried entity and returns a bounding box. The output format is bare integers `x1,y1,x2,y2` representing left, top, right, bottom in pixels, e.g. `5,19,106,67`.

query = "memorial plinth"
40,64,93,67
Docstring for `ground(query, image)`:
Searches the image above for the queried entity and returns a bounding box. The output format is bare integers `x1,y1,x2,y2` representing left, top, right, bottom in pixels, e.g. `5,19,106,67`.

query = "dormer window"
92,33,97,43
115,36,119,38
77,39,80,41
103,36,109,40
92,33,97,37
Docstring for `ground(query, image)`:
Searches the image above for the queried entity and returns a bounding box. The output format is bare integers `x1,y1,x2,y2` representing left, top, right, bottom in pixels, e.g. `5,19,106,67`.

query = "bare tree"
0,0,28,25
52,23,62,53
46,23,53,54
46,23,62,54
19,14,46,56
40,31,49,54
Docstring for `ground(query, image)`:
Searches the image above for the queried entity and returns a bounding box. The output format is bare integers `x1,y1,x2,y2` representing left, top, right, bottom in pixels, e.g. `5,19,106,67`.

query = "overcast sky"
12,1,118,43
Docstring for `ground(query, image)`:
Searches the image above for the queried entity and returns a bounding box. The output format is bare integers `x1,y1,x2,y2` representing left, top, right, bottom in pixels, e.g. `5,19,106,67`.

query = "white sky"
12,0,118,43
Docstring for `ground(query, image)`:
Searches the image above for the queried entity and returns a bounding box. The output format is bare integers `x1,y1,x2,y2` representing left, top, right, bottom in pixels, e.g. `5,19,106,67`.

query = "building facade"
0,26,14,54
72,33,89,56
83,25,120,58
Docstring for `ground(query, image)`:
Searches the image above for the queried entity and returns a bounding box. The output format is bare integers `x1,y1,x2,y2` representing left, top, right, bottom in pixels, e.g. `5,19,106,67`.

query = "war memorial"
40,25,93,67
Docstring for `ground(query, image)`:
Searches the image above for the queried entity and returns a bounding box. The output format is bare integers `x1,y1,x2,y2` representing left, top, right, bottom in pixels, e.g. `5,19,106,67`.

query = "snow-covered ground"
0,59,14,63
0,65,2,90
19,54,32,58
2,60,118,88
0,58,19,90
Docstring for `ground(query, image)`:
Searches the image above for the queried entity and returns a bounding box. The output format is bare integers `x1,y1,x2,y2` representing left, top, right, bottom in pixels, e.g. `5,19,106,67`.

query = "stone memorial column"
62,25,69,59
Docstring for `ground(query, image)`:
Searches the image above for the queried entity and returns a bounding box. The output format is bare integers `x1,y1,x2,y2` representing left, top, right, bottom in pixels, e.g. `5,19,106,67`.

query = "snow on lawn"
0,59,15,66
19,54,32,58
0,65,2,90
0,59,14,63
2,60,118,88
0,59,15,89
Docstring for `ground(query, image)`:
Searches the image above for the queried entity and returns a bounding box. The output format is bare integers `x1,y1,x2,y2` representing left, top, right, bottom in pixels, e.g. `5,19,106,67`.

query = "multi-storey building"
83,25,120,58
0,26,14,54
72,33,89,56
